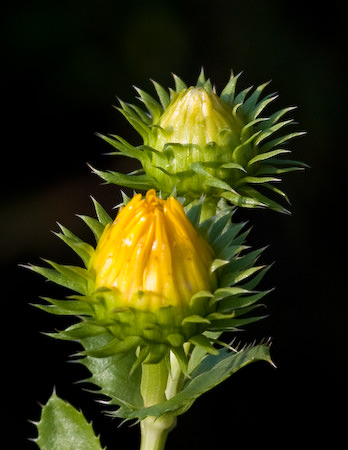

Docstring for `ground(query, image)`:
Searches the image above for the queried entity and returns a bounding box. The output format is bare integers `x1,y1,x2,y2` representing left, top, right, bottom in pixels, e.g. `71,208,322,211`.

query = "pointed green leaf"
260,131,306,153
238,175,281,185
186,203,203,228
196,67,207,87
208,315,266,330
97,133,146,162
233,86,253,107
62,322,106,340
187,331,222,374
114,344,272,420
248,149,290,166
219,289,272,311
220,190,266,210
151,79,170,110
28,263,86,294
251,93,278,119
220,162,246,172
36,297,93,316
134,87,162,122
208,210,232,243
240,186,291,214
77,215,105,242
36,393,104,450
173,74,187,92
182,315,211,325
220,71,241,105
210,258,229,272
255,119,294,146
82,335,143,410
83,335,142,358
117,104,150,141
221,265,266,287
189,334,219,355
91,198,112,227
54,232,93,267
241,81,272,116
91,166,156,190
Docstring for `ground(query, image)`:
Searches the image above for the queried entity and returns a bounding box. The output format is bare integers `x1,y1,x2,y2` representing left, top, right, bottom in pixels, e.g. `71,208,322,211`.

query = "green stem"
140,416,175,450
140,358,176,450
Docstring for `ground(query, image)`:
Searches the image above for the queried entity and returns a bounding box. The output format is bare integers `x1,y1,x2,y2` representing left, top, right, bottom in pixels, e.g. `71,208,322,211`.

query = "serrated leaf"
115,344,271,420
81,335,143,410
36,393,104,450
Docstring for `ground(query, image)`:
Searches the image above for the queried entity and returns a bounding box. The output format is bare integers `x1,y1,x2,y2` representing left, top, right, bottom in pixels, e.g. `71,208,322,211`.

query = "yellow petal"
91,190,216,312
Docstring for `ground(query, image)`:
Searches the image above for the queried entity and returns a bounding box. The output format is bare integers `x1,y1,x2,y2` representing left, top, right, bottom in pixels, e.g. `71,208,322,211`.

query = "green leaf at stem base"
35,392,104,450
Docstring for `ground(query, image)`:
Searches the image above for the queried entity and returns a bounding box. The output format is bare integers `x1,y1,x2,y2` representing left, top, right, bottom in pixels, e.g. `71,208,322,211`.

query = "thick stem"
139,359,176,450
140,416,176,450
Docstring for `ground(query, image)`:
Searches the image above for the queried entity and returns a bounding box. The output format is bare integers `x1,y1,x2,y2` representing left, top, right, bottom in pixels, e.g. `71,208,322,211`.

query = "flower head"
91,189,216,313
31,190,270,366
94,69,306,214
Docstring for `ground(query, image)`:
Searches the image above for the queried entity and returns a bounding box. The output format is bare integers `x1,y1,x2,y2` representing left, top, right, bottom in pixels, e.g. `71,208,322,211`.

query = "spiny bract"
28,192,270,373
93,69,306,215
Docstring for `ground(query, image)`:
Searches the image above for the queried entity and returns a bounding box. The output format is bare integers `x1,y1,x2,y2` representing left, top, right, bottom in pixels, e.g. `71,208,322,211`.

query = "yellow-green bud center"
154,87,241,148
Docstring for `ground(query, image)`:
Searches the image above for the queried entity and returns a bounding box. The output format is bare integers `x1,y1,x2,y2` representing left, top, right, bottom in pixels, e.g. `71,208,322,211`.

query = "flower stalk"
140,358,177,450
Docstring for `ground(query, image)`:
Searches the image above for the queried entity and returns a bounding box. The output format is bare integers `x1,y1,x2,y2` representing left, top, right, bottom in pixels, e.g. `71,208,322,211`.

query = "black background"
2,0,347,448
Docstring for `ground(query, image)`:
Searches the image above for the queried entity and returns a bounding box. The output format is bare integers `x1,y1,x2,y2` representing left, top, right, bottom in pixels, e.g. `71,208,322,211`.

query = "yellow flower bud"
91,189,216,314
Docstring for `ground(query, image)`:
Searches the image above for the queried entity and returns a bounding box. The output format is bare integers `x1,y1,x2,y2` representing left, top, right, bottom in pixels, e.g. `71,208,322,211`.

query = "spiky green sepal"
29,197,270,368
95,70,306,214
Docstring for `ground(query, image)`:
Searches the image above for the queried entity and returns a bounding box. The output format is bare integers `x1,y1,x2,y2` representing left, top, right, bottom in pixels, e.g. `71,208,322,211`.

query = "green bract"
94,69,306,214
28,195,271,383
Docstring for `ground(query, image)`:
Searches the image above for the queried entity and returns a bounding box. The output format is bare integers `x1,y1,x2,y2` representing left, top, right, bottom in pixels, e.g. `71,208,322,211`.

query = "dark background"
2,0,347,448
